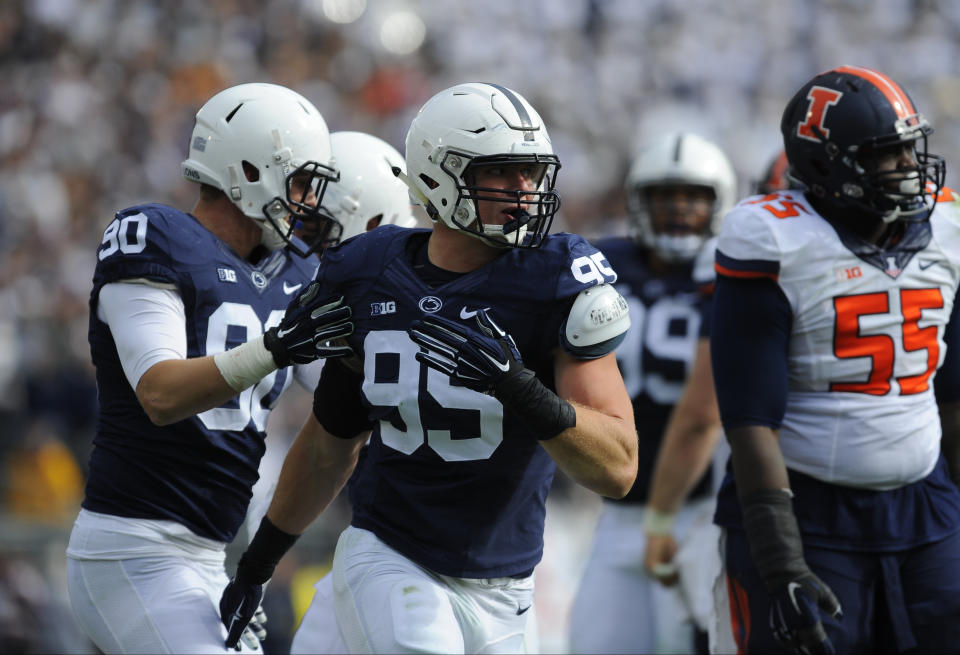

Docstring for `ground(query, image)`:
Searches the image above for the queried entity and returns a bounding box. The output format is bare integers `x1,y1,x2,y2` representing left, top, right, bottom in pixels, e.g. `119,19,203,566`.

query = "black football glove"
768,573,842,655
742,489,843,655
220,575,264,651
263,281,353,366
220,516,300,650
408,309,523,392
407,309,575,440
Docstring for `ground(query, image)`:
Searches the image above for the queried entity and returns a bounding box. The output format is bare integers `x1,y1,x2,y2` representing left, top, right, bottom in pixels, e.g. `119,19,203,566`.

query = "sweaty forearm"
267,415,365,535
728,424,790,499
539,403,638,498
136,356,240,425
648,414,721,513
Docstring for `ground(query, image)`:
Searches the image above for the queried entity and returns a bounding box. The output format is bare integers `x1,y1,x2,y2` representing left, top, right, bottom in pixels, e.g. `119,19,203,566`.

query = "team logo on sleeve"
797,86,843,142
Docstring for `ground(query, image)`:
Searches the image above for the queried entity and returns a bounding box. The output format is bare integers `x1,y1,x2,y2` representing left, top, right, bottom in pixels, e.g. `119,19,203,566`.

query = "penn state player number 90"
199,303,289,431
362,331,503,461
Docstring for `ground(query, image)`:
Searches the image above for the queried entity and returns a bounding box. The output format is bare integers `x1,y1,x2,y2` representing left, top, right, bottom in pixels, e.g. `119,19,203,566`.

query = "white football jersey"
716,188,960,490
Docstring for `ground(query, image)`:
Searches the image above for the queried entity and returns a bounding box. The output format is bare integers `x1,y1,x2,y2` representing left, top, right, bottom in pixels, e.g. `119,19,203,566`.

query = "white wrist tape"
643,507,677,536
213,335,277,392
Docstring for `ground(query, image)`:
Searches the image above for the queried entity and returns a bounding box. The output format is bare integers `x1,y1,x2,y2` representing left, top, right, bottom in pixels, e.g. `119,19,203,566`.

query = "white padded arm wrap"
564,283,631,347
213,336,277,392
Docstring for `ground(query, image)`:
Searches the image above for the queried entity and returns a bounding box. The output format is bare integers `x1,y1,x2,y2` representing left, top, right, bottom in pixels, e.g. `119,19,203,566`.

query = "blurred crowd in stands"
3,0,960,651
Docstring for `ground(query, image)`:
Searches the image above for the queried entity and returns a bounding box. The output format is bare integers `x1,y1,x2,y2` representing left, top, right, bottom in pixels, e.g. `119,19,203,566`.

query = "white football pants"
306,526,537,654
66,509,260,654
568,498,721,654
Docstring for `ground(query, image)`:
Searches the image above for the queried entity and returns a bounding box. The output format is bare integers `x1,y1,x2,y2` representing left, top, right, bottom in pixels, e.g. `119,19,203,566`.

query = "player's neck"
427,222,503,273
192,196,262,261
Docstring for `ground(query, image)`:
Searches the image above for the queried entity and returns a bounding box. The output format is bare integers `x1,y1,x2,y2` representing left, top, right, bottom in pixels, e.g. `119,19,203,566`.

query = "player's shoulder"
525,232,619,299
716,190,824,268
318,224,423,285
930,186,960,230
95,203,213,279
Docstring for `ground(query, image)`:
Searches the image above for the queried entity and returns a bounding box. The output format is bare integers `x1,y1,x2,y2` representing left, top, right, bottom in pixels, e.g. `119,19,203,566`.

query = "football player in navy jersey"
219,82,638,654
712,66,960,654
568,132,736,655
66,83,355,654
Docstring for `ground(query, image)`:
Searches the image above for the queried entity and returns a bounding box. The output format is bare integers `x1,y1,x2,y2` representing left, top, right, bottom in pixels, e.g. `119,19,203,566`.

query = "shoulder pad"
561,283,630,359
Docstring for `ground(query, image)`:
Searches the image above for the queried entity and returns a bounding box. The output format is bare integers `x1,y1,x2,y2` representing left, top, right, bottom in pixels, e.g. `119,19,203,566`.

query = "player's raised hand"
408,309,523,392
264,281,353,366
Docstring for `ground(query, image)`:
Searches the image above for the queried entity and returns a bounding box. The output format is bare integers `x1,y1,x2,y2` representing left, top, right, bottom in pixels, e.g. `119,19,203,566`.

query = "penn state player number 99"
362,330,503,461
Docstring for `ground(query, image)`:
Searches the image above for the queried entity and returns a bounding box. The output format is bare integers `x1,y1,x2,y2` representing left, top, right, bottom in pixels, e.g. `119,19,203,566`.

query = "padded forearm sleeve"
740,488,810,593
236,516,300,585
494,368,576,441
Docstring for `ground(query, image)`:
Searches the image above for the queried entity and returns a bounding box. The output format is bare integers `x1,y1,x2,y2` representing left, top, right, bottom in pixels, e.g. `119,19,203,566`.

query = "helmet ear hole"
419,173,439,190
242,161,260,182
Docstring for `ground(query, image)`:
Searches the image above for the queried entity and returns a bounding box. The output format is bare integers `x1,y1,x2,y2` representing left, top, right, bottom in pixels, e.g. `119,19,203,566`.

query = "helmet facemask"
847,129,945,224
262,160,341,257
443,153,562,249
630,183,717,263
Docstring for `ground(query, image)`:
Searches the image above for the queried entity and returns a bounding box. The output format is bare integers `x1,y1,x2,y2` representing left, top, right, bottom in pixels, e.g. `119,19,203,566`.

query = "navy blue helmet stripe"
484,83,535,141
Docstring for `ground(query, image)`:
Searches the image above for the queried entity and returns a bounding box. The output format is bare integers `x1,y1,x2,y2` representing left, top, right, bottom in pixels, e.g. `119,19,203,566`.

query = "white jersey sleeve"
97,281,187,390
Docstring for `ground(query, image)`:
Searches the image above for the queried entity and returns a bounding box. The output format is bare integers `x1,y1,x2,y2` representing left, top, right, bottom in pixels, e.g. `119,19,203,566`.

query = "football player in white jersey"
711,65,960,654
66,83,354,654
568,132,735,655
218,82,638,654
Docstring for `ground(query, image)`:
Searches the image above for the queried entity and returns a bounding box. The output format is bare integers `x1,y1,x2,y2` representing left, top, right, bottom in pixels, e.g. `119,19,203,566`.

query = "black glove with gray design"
742,489,843,655
263,281,353,366
408,309,576,440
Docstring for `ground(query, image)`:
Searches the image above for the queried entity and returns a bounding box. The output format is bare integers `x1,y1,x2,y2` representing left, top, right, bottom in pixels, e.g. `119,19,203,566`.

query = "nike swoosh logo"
283,282,302,295
276,325,297,339
481,351,511,372
460,306,490,320
516,605,531,615
918,260,941,271
226,605,245,641
787,581,803,613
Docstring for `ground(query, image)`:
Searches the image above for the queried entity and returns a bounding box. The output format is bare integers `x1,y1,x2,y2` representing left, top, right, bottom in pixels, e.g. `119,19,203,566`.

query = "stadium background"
3,0,960,652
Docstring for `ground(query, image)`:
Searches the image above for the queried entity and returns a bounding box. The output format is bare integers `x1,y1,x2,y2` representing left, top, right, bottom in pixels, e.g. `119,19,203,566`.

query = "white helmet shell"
625,132,737,262
325,131,417,242
181,83,337,251
403,82,561,248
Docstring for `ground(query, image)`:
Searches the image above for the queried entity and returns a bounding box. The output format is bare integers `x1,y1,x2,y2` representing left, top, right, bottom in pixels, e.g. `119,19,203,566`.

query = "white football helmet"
303,131,416,250
626,132,737,262
181,82,339,253
402,82,561,248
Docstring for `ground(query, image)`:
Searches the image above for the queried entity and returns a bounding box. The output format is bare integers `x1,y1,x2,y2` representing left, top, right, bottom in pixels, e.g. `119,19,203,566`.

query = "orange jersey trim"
715,262,779,282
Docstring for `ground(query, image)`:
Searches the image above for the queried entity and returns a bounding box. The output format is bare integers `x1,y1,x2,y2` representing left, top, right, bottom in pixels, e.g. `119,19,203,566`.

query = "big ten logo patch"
370,301,397,316
835,265,863,282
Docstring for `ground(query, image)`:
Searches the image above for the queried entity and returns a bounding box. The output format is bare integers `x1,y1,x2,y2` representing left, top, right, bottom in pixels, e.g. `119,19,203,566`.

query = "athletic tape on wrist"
643,507,677,536
214,335,277,392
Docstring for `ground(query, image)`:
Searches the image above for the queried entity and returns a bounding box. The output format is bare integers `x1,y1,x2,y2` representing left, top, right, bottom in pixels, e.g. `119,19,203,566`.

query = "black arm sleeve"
313,358,374,439
710,275,792,430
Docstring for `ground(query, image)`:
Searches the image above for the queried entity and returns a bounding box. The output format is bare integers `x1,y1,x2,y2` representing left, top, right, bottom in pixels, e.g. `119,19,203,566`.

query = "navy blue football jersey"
84,203,318,542
314,226,619,578
594,237,712,504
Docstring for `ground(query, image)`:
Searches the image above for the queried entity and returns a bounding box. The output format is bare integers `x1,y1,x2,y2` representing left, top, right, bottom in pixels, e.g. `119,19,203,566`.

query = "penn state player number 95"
362,330,503,462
